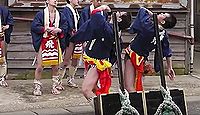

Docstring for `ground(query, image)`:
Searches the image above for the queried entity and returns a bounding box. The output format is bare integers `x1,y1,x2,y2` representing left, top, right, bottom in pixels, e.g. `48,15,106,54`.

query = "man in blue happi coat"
124,7,177,92
0,5,13,87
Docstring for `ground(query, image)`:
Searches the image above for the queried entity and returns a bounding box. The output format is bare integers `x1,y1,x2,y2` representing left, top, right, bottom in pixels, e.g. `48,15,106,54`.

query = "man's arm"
166,56,175,80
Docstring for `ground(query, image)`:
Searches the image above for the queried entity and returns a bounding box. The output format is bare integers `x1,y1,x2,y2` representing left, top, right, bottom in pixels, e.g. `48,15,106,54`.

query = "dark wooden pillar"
0,0,6,6
194,0,200,42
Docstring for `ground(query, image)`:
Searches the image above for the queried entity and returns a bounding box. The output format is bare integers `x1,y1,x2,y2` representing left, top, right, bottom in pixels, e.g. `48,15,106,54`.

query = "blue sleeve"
78,7,90,27
62,7,74,31
162,33,172,57
70,12,108,43
154,33,172,72
104,23,114,42
31,11,45,34
70,20,93,43
6,9,14,25
4,8,13,43
59,12,70,51
59,12,69,35
128,7,154,34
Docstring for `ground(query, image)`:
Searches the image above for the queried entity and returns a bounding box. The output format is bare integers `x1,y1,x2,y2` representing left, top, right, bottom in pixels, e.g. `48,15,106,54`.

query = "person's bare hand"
167,68,175,80
71,29,76,36
2,25,9,31
51,28,62,35
46,27,55,32
96,5,111,12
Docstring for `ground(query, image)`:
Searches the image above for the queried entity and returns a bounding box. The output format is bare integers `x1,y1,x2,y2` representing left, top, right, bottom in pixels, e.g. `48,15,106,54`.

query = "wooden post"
0,0,5,6
153,13,166,89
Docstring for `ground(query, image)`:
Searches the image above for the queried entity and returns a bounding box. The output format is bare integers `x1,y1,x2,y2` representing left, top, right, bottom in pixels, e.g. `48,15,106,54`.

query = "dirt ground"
0,75,200,113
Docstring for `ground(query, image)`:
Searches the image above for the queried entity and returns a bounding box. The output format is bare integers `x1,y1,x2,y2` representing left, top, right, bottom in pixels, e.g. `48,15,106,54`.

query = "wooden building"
1,0,193,74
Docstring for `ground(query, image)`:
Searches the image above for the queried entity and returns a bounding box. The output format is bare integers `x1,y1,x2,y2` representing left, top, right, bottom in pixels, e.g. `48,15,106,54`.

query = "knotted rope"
154,86,183,115
115,89,140,115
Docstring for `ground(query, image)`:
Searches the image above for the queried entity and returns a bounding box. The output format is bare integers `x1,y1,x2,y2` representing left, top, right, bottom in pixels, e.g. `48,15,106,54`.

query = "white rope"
154,86,183,115
115,89,140,115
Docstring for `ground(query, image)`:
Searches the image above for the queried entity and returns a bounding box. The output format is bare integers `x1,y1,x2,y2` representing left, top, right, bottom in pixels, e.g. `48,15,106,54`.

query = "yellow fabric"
57,40,63,64
42,60,59,66
125,47,144,66
83,55,112,71
72,54,82,59
0,56,5,63
136,53,144,66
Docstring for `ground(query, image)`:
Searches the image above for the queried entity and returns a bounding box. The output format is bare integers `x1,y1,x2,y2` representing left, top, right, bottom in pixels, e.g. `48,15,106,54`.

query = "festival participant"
63,5,131,105
78,0,109,78
0,5,13,87
59,0,103,86
124,7,177,92
61,0,81,88
31,0,69,96
79,0,102,27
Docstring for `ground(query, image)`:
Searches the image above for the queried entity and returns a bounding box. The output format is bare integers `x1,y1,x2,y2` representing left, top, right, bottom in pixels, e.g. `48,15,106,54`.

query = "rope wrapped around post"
115,89,140,115
154,86,183,115
112,11,140,115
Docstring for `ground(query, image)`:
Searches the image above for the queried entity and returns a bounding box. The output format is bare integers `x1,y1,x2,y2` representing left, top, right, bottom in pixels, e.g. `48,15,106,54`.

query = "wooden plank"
7,44,34,52
8,60,34,69
10,35,32,44
7,52,35,59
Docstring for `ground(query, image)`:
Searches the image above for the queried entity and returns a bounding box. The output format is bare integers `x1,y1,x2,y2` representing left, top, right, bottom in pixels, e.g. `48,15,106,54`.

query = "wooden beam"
13,17,33,21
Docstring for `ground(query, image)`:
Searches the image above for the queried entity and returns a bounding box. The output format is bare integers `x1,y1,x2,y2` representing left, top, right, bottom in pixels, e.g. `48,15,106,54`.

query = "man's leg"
0,41,8,87
67,58,78,88
82,66,99,107
51,65,62,95
33,48,43,96
124,58,136,92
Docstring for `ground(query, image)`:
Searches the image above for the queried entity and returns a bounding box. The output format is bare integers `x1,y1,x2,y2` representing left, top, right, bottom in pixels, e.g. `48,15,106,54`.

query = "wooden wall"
7,8,190,74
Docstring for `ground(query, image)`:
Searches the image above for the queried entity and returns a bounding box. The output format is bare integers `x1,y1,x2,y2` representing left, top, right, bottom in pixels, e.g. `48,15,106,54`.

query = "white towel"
43,7,60,38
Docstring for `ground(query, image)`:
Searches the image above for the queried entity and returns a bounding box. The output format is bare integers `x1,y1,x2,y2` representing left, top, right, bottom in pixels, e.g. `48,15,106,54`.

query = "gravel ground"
0,75,200,113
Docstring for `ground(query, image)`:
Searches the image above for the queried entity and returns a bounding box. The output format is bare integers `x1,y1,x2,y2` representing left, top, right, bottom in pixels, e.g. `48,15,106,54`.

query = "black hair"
107,12,112,16
161,13,177,29
118,13,132,31
66,0,70,4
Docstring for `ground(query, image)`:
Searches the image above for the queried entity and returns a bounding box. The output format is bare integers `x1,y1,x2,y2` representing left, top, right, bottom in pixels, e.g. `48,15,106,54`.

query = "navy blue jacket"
0,6,14,44
128,8,172,72
70,11,115,61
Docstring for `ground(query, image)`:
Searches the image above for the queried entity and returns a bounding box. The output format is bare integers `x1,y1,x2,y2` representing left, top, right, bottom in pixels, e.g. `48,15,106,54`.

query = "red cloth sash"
96,68,111,95
83,56,111,96
125,47,144,91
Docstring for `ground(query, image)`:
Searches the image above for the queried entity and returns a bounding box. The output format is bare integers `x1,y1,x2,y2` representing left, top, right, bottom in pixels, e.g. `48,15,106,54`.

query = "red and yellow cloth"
41,35,62,67
83,55,112,95
41,7,62,67
0,40,4,63
72,43,83,59
125,46,144,91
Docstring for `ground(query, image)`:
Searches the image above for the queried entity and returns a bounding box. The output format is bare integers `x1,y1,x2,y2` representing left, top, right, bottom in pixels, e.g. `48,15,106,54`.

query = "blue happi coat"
62,5,79,47
128,7,172,72
0,5,13,44
78,5,91,27
70,11,115,62
31,10,69,52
